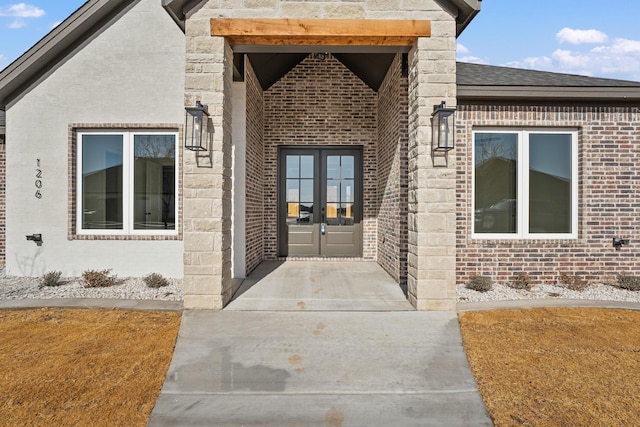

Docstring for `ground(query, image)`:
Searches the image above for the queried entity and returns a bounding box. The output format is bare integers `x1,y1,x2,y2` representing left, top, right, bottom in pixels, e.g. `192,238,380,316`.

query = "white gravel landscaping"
457,282,640,303
2,265,638,304
0,266,183,301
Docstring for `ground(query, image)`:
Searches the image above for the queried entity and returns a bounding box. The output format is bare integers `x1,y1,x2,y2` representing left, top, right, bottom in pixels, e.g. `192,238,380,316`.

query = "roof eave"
0,0,132,109
437,0,482,36
162,0,203,32
457,85,640,102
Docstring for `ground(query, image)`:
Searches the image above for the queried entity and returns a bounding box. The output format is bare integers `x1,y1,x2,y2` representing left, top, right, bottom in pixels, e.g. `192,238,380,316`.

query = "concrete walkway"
147,310,492,426
148,262,491,426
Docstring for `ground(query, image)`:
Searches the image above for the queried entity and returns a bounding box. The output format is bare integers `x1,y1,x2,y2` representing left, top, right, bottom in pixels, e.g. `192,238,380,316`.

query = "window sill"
70,233,181,241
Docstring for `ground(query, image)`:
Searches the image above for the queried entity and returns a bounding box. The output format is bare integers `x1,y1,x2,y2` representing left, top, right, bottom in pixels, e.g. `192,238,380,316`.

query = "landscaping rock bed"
0,265,183,301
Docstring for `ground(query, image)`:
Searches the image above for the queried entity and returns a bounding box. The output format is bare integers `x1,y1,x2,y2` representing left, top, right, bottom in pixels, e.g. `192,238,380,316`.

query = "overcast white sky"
1,1,640,81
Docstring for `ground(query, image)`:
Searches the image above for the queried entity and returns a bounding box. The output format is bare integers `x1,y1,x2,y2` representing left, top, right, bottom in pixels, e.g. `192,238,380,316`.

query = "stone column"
183,16,234,310
407,20,457,311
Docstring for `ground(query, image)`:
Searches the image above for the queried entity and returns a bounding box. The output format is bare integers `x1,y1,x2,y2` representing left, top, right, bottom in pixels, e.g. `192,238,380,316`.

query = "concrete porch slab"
225,261,414,311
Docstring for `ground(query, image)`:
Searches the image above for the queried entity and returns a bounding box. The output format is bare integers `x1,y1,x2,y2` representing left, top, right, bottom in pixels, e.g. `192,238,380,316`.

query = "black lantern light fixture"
184,100,210,151
431,101,456,153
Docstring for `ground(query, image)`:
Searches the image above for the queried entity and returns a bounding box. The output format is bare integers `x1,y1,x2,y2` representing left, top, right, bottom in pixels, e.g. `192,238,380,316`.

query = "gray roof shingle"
457,62,640,87
0,110,5,128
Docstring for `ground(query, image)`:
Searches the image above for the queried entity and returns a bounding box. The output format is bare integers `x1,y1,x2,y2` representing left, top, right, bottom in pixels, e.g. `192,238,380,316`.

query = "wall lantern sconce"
431,101,456,153
184,100,210,152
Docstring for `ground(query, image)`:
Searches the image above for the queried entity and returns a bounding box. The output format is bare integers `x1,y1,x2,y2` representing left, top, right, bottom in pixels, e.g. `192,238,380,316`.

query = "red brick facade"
377,55,409,284
456,104,640,285
262,54,379,260
245,59,265,275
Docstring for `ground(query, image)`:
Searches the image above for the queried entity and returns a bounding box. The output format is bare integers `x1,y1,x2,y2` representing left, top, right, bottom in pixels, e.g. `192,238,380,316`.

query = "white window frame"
77,130,179,236
472,128,578,240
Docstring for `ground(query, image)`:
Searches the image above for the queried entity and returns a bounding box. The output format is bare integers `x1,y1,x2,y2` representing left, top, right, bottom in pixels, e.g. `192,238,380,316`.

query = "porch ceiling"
243,52,397,92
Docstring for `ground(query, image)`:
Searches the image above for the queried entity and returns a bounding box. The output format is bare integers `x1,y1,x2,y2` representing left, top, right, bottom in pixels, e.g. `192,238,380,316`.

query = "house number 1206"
35,159,43,199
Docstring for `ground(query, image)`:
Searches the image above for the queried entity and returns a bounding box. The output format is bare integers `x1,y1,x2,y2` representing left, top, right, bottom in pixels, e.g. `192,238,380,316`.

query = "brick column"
183,17,234,309
407,24,457,310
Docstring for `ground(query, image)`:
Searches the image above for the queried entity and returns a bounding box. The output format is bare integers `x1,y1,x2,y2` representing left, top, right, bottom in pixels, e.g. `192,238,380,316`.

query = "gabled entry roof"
162,0,482,36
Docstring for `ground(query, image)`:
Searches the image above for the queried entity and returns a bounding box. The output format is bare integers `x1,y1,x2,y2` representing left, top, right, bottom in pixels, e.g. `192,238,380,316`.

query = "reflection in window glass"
341,181,354,203
80,132,177,234
327,156,340,179
300,179,314,203
286,179,300,203
342,156,354,179
300,156,314,179
286,155,300,179
474,133,518,233
285,155,315,224
529,134,572,233
133,135,176,230
325,155,357,225
326,180,340,203
82,135,124,229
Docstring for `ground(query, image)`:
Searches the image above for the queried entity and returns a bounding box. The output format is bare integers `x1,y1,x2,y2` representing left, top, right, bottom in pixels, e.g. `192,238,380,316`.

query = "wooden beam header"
210,18,431,46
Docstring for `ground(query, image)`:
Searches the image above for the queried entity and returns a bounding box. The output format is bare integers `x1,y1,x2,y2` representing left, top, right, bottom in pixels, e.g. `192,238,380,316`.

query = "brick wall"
262,54,378,260
245,59,264,274
377,54,408,283
456,104,640,285
0,134,4,264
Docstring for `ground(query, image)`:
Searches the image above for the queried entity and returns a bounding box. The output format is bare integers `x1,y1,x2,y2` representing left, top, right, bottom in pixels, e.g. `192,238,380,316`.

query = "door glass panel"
300,155,314,179
286,178,299,224
300,179,314,202
327,156,340,179
299,203,313,223
286,179,300,202
342,156,354,179
341,203,354,225
286,155,315,225
341,180,354,203
326,202,339,224
326,180,340,203
286,155,300,178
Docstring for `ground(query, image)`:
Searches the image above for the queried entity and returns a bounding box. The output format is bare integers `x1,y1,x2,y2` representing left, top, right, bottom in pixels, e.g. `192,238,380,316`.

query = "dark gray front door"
279,147,362,257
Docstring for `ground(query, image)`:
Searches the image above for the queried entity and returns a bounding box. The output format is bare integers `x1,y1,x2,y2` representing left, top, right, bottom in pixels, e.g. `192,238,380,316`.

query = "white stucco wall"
5,0,185,277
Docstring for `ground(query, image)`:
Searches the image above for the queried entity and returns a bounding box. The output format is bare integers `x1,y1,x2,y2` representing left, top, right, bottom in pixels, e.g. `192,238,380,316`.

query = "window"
473,129,577,239
77,131,178,235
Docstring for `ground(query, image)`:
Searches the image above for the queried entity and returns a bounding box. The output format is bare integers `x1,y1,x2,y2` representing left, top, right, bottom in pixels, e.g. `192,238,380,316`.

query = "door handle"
321,223,326,235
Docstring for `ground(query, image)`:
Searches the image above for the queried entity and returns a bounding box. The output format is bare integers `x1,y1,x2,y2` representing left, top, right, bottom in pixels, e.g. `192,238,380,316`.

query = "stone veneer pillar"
407,23,457,310
183,16,234,309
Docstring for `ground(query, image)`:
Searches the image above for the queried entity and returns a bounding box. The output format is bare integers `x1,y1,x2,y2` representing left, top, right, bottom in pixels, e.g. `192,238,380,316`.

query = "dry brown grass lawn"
459,308,640,427
0,308,181,427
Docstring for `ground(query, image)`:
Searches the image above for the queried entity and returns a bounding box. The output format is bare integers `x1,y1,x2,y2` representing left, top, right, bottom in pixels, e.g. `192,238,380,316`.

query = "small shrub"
144,273,169,289
466,275,493,293
509,272,533,291
39,271,64,288
559,273,590,292
616,274,640,291
82,269,118,288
